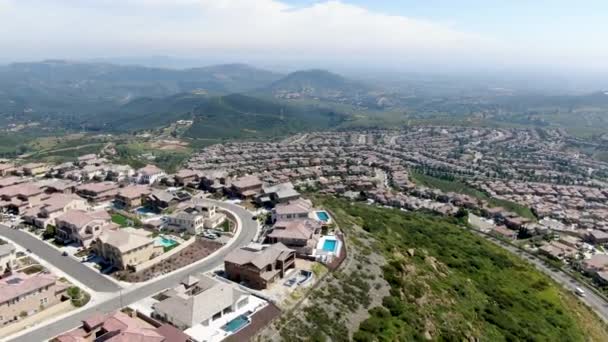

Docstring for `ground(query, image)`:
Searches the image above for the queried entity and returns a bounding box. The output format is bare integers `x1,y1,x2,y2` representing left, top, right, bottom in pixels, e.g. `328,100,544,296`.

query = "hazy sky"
1,0,606,73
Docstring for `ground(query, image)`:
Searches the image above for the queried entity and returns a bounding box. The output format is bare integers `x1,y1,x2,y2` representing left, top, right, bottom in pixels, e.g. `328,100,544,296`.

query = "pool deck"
312,235,342,258
184,295,267,342
310,210,332,224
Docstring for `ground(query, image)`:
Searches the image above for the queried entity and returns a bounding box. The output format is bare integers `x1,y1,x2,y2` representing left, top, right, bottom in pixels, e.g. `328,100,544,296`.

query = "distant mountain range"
2,60,608,139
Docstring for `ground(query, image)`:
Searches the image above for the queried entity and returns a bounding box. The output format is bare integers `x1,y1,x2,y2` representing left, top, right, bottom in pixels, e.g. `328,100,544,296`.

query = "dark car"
62,251,68,256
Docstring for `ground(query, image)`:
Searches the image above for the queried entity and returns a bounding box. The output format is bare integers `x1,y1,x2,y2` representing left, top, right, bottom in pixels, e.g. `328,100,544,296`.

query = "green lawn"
316,197,608,342
111,213,130,227
410,171,536,220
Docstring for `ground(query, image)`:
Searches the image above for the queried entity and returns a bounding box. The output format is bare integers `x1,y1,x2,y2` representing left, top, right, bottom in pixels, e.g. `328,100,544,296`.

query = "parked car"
202,231,217,240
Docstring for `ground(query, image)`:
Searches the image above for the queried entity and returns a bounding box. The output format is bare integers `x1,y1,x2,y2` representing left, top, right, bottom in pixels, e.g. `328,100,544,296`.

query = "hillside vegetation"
312,197,608,341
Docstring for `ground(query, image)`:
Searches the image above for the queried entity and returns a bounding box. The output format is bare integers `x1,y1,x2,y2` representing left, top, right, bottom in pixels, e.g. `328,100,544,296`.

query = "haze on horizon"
0,0,607,78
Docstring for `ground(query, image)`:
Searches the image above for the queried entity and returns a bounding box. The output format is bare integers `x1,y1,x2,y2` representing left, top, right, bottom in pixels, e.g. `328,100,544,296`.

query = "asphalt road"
477,231,608,323
2,200,258,342
0,225,121,293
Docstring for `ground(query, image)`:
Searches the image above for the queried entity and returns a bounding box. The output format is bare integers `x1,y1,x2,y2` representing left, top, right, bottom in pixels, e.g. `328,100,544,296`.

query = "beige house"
75,182,120,203
0,272,67,327
224,243,296,290
92,228,162,270
152,274,250,330
21,163,50,176
115,185,152,209
167,203,225,235
21,194,88,229
55,210,117,247
271,198,313,222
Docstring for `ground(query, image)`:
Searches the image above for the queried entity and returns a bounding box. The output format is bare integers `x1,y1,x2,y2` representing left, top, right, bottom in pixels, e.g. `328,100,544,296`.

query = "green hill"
276,196,608,341
265,69,373,99
185,93,346,139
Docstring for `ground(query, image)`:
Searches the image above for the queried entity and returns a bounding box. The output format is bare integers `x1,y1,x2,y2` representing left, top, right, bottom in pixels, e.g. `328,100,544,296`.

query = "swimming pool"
222,315,250,333
322,239,337,252
316,211,330,222
136,207,157,215
156,236,177,248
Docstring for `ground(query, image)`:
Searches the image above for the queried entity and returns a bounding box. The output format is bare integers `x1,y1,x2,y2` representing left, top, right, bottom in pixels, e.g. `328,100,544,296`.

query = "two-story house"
224,243,295,290
0,272,67,327
92,228,162,270
55,210,117,247
166,203,225,235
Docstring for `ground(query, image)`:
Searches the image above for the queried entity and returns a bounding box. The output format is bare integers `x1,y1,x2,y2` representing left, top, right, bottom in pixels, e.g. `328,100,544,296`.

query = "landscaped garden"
114,239,222,282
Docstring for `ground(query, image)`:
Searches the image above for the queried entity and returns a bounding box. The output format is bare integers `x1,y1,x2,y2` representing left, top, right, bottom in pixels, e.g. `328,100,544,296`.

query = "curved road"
0,226,121,292
2,200,258,342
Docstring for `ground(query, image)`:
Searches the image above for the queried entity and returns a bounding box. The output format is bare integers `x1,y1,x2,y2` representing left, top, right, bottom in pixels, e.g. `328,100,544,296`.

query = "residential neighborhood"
1,126,608,341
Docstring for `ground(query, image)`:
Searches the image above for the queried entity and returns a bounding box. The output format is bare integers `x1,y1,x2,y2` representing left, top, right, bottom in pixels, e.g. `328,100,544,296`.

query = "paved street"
2,200,258,342
476,231,608,323
0,225,121,293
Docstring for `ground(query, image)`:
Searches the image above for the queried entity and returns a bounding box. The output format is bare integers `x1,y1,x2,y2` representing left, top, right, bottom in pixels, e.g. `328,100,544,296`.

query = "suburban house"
0,182,45,213
0,272,68,327
40,179,77,194
21,162,50,177
152,274,250,330
224,243,296,290
106,164,135,182
115,185,152,209
92,228,163,270
0,176,24,188
54,311,189,342
145,190,191,212
229,175,262,199
134,164,166,185
198,169,228,192
0,163,15,176
267,219,321,255
0,243,16,274
257,182,300,206
21,193,89,229
55,210,117,247
166,203,226,235
490,225,518,240
173,169,201,187
271,198,313,222
76,182,120,203
582,254,608,275
585,230,608,244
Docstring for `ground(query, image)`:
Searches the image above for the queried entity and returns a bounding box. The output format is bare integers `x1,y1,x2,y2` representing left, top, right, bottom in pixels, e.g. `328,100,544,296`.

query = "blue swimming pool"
156,236,177,248
222,315,250,333
136,207,157,215
322,239,337,252
316,211,330,222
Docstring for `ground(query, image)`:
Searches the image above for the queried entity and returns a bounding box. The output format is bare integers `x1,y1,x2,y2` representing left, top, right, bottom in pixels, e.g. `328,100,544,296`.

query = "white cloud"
0,0,524,69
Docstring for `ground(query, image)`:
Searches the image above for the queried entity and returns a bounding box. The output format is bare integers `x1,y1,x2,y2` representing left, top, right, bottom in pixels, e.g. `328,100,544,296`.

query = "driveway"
0,224,121,293
5,199,258,342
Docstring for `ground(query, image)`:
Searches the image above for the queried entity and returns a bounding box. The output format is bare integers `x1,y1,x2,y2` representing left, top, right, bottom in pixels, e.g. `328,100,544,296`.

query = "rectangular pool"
222,315,250,333
322,239,337,252
316,211,330,222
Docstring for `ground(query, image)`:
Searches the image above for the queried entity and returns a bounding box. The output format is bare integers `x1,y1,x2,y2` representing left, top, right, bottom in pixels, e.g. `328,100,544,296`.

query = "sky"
0,0,607,74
